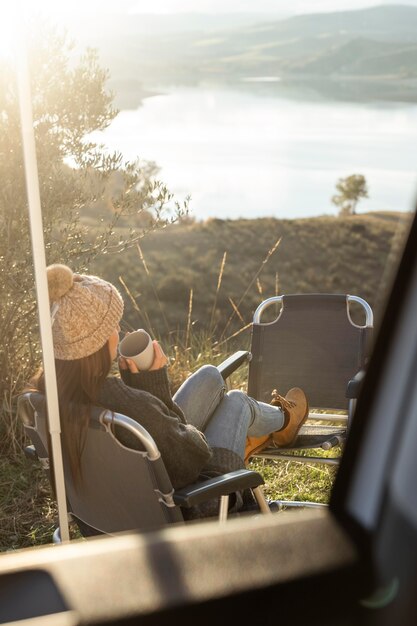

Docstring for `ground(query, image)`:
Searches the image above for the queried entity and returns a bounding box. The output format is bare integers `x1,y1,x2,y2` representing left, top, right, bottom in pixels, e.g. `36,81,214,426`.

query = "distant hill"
91,212,410,343
260,4,417,41
69,4,417,107
164,5,417,81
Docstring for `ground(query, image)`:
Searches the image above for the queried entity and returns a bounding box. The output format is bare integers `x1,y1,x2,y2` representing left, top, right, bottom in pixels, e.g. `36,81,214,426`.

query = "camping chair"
18,392,270,541
218,294,373,497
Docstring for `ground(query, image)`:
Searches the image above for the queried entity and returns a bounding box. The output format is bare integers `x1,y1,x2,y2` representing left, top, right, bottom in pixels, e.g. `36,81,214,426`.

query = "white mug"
118,329,154,371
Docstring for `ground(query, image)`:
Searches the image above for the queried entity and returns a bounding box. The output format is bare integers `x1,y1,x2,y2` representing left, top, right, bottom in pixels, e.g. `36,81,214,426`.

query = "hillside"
72,4,417,106
64,5,417,109
287,37,417,78
90,213,410,346
199,4,417,77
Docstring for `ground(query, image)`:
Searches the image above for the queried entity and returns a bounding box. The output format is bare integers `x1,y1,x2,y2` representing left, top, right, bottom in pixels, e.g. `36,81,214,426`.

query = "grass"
3,214,398,552
0,455,56,551
0,350,339,553
0,442,337,552
0,250,341,552
249,450,338,504
91,214,403,337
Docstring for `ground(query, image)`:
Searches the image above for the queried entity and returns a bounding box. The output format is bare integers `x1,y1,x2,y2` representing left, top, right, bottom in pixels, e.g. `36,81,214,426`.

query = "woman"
31,264,308,518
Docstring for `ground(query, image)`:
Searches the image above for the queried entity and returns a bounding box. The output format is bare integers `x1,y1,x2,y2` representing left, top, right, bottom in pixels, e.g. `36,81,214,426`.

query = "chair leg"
252,486,272,515
218,495,229,522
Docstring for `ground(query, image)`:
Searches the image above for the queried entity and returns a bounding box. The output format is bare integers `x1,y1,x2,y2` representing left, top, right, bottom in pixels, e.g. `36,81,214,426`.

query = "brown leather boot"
270,387,309,447
244,434,272,465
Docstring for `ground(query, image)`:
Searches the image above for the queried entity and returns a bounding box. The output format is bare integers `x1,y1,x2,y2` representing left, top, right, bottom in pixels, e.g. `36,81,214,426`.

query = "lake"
91,84,417,220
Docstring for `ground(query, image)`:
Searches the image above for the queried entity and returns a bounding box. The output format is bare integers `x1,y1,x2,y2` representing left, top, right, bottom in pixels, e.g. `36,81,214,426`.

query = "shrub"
0,23,184,451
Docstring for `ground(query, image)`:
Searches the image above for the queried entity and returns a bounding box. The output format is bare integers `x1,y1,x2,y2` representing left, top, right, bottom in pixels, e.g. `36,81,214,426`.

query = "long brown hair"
29,341,112,486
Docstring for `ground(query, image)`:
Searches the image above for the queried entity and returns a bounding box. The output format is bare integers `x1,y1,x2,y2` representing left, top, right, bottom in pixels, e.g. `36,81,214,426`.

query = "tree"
331,174,369,216
0,22,186,445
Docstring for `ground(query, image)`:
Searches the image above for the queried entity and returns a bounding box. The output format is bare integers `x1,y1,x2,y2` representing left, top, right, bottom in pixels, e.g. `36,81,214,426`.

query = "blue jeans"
173,365,284,460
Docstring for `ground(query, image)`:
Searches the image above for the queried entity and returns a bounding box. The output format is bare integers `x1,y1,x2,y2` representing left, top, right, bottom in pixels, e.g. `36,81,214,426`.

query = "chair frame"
255,295,373,423
19,392,271,542
218,293,373,468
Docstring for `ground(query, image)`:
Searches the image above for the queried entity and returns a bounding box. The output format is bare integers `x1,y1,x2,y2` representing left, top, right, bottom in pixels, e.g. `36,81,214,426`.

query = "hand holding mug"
149,341,168,371
119,330,167,373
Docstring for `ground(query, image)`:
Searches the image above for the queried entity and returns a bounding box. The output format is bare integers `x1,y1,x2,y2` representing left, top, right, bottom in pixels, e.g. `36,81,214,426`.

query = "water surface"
92,85,417,219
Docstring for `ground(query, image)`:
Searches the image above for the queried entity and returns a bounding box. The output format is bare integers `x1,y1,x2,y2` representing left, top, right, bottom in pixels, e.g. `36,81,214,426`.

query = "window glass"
1,0,415,551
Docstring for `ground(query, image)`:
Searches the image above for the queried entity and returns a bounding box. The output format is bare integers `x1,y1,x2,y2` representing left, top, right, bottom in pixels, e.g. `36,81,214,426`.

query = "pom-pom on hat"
46,264,124,360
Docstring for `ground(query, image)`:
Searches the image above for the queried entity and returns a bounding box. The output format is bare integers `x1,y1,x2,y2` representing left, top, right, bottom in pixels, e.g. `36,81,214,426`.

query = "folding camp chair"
218,294,373,475
18,392,270,540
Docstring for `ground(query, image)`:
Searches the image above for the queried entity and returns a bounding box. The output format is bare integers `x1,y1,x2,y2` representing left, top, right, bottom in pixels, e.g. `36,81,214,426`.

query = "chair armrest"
217,351,251,381
173,469,264,508
24,445,38,462
346,369,366,399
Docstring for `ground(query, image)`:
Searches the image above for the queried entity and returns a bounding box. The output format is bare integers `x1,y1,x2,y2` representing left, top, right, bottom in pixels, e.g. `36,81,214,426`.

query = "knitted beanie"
47,264,124,360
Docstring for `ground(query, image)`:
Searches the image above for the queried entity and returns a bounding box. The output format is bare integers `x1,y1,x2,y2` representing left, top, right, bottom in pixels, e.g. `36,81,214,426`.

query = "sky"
6,0,417,18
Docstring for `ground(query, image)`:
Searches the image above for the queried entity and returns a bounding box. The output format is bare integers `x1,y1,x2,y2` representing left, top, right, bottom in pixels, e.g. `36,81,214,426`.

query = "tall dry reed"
220,237,281,341
209,251,227,333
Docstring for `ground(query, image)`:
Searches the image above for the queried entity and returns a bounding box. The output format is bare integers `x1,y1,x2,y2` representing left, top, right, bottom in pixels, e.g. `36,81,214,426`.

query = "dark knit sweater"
96,368,244,495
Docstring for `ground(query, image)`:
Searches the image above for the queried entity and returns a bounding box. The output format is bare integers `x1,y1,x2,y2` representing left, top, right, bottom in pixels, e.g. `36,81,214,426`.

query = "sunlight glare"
0,0,138,59
0,3,18,59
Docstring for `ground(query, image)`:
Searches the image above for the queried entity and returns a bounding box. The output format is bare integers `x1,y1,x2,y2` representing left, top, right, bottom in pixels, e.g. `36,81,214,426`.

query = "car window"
1,0,415,552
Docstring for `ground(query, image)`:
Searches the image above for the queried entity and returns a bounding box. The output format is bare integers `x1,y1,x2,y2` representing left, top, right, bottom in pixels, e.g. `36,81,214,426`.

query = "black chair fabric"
248,294,372,410
23,393,183,535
